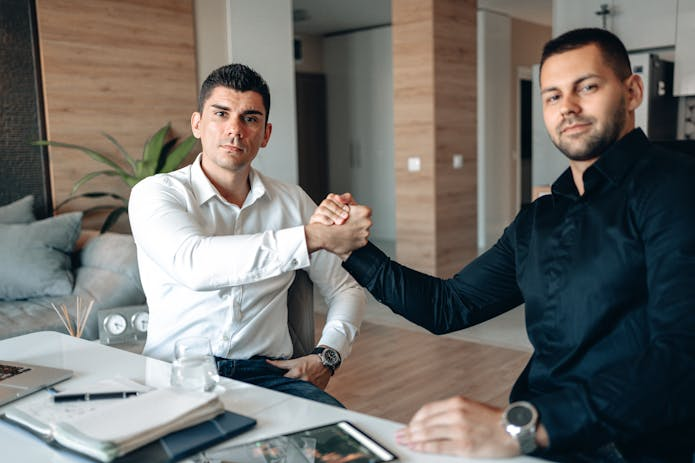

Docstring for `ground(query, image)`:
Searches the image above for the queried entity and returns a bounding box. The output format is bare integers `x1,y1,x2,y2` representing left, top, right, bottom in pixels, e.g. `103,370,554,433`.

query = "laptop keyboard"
0,364,31,381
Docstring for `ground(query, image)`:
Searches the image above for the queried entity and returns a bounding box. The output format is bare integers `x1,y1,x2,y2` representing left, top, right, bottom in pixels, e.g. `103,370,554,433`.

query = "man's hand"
266,355,331,390
305,199,372,259
310,193,356,226
395,396,521,458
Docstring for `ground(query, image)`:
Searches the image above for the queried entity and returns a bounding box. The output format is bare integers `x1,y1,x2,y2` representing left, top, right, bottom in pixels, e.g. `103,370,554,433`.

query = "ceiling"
292,0,391,36
292,0,552,36
478,0,552,27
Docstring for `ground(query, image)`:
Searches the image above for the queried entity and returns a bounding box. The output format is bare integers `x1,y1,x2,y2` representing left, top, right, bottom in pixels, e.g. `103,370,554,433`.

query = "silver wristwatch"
311,346,341,375
502,401,538,454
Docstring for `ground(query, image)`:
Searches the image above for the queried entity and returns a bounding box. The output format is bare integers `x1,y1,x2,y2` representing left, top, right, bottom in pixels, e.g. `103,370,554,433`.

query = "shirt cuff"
530,388,606,452
316,319,359,361
275,226,311,272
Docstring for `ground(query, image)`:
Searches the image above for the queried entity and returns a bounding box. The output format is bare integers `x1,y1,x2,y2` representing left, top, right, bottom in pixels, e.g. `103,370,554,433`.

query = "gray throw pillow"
0,195,35,224
74,232,145,311
0,212,83,300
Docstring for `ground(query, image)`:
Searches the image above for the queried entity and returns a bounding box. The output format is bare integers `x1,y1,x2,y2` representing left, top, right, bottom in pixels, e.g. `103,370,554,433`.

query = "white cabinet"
553,0,677,51
674,0,695,96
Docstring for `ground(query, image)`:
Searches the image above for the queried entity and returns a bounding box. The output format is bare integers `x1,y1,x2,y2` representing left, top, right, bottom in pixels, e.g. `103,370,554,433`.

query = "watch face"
507,404,534,426
322,348,340,366
104,313,127,335
131,312,149,333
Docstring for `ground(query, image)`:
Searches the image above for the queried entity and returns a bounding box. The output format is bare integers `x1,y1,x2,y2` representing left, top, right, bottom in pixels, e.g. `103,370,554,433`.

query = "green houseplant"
34,122,197,232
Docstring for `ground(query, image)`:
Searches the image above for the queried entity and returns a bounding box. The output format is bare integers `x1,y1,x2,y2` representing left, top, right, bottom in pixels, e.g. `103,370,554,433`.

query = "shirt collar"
190,153,270,207
244,168,270,208
551,128,649,199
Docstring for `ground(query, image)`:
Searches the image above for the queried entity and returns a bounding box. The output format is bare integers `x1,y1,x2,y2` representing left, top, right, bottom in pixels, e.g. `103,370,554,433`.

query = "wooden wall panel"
434,0,477,277
393,0,477,277
393,0,437,274
35,0,198,231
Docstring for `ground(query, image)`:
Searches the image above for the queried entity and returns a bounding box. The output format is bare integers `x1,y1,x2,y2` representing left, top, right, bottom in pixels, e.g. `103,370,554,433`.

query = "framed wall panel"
0,0,52,218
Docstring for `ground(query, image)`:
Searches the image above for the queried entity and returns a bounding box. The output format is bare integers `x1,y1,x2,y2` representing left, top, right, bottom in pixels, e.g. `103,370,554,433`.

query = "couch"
0,196,146,341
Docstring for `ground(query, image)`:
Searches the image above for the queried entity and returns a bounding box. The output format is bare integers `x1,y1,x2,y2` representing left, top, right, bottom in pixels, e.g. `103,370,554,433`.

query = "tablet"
202,420,398,463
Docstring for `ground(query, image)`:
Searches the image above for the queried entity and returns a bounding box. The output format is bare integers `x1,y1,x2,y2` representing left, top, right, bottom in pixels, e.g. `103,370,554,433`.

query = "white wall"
323,27,395,244
194,1,229,88
477,10,512,250
194,0,298,185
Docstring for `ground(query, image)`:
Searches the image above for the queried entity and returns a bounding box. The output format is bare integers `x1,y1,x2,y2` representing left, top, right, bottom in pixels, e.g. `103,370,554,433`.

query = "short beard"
552,97,626,162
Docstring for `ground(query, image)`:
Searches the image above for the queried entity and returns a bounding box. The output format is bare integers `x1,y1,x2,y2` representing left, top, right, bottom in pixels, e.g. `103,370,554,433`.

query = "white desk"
0,332,542,462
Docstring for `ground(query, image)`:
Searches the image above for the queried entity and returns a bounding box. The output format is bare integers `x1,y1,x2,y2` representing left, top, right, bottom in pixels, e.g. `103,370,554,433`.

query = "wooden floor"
317,315,531,424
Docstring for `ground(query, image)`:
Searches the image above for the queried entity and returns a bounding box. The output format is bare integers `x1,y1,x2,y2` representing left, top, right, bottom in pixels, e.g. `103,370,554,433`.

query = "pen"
52,391,141,402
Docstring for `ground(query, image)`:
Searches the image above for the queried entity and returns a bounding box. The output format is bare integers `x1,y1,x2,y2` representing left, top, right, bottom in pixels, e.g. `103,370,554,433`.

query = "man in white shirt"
129,63,371,406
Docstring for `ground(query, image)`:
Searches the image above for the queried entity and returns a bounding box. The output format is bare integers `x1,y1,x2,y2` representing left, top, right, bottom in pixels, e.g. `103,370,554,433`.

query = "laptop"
0,360,73,407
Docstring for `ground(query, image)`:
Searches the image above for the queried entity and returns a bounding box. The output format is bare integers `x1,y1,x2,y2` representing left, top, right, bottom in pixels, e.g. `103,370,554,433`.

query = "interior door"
295,72,328,204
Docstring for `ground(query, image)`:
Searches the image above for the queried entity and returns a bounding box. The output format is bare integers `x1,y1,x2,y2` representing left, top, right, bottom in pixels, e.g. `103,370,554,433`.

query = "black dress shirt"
343,129,695,462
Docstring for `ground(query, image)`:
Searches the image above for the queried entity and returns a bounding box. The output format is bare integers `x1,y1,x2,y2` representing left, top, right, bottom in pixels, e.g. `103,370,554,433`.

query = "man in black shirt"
307,28,695,462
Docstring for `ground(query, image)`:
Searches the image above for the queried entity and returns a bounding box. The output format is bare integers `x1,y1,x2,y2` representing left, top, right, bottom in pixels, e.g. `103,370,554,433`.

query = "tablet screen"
202,420,398,463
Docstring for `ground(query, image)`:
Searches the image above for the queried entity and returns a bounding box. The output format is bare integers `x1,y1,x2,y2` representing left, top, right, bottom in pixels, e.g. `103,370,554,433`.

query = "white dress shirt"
129,154,365,362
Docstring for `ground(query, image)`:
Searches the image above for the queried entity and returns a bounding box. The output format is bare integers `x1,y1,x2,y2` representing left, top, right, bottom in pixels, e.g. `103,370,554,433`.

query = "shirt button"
223,335,230,341
291,258,298,267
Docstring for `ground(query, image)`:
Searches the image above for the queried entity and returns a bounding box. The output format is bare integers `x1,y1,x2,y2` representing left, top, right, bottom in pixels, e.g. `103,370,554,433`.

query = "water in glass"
170,336,219,392
171,355,219,392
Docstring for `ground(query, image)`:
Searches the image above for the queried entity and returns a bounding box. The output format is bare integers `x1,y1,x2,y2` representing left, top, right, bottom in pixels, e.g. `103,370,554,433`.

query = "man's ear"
261,122,272,148
191,112,202,138
625,74,644,112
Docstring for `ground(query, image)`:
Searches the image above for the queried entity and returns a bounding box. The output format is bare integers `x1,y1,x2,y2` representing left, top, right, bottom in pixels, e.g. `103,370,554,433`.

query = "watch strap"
311,347,326,356
311,347,341,374
517,426,538,454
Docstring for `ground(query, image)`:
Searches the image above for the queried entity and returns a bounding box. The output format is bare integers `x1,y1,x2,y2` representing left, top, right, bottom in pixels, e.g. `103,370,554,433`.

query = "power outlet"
407,156,421,172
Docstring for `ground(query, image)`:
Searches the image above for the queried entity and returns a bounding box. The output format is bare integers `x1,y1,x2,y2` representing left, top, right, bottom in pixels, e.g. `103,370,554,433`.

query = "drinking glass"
170,336,220,392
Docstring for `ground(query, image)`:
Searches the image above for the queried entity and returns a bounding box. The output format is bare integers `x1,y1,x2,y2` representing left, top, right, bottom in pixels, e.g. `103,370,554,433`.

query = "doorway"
295,72,328,204
517,68,533,208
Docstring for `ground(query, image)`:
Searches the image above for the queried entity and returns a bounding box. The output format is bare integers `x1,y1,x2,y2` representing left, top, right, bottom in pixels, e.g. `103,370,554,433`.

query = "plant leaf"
102,132,137,172
123,175,142,188
160,135,197,173
100,207,128,233
71,170,121,194
32,140,128,175
156,138,179,173
81,204,119,214
54,192,128,211
141,123,171,178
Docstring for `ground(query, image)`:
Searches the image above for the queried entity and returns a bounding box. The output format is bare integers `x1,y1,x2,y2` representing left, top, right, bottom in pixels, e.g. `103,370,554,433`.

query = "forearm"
343,242,522,334
318,283,365,360
309,251,366,359
130,186,310,289
160,228,310,289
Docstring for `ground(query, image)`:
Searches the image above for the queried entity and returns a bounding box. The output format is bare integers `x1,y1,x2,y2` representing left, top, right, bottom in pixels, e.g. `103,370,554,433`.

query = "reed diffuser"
51,296,95,338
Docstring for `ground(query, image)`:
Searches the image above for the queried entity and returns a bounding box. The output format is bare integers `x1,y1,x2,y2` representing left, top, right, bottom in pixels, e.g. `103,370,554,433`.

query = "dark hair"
540,28,632,81
198,63,271,121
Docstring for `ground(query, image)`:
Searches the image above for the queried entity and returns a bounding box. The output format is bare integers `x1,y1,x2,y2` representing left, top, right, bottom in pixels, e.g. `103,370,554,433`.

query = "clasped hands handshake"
305,193,373,260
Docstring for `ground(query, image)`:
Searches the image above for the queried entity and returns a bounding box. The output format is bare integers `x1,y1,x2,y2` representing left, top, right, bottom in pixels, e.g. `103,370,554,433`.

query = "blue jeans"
214,356,344,408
